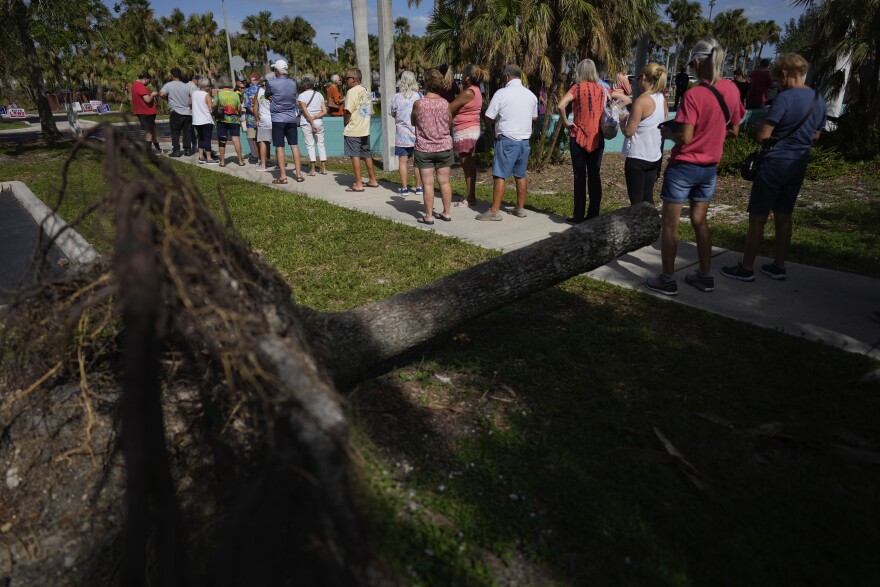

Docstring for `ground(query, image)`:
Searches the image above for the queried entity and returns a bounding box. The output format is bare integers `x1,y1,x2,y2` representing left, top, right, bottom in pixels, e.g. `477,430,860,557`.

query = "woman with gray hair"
389,70,423,195
557,59,608,223
297,73,328,175
191,77,218,164
645,37,745,296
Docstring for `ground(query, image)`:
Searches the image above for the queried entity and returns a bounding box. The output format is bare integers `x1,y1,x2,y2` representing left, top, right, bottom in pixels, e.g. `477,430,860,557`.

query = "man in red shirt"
746,59,773,109
131,72,161,152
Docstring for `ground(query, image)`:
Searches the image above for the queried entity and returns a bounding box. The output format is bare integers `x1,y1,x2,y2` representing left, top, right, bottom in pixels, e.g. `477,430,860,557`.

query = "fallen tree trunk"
306,204,660,387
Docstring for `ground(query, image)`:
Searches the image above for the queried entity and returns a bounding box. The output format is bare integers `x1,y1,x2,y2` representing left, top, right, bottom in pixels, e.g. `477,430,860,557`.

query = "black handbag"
740,89,819,181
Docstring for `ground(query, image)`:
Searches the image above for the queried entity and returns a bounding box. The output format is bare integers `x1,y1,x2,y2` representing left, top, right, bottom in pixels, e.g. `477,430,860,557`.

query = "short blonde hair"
423,68,449,93
641,63,667,94
772,54,809,80
574,59,599,84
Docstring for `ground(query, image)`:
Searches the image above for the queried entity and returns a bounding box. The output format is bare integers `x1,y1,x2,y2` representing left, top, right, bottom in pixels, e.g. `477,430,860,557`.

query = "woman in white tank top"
620,64,669,205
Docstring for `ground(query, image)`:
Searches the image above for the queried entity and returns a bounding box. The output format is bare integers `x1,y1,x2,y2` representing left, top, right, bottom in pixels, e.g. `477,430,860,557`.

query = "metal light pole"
221,0,235,83
331,32,340,62
708,0,717,21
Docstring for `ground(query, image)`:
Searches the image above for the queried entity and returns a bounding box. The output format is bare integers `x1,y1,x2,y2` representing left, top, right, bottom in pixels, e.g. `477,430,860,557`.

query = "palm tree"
394,16,410,38
160,8,186,36
241,11,274,71
713,8,749,73
754,20,781,64
185,13,220,78
665,0,703,73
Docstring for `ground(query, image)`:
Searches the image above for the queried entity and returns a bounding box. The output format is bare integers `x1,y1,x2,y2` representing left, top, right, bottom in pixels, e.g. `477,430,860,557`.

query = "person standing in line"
243,73,261,163
214,78,245,167
645,38,745,296
159,67,194,157
389,70,423,195
412,68,455,225
326,74,345,117
187,74,200,151
297,73,328,176
131,72,161,152
732,69,750,106
252,73,274,172
343,68,378,191
615,70,633,96
620,63,668,206
265,59,305,184
475,64,537,221
557,59,607,223
722,54,826,283
746,59,774,109
673,67,690,111
191,77,218,165
449,64,485,208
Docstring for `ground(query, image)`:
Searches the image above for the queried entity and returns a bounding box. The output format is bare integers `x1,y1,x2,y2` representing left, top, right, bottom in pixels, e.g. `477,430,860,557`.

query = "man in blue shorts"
476,64,538,221
265,59,304,184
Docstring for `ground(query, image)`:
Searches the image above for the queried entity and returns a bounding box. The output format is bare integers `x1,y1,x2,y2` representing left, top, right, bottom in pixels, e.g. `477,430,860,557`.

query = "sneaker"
645,274,678,296
197,158,207,164
206,159,219,165
398,187,409,195
760,263,787,280
153,144,163,154
183,149,193,156
565,217,586,224
169,150,183,158
721,262,755,282
507,207,527,218
475,210,503,221
414,187,424,196
248,156,259,164
256,166,270,172
685,270,715,292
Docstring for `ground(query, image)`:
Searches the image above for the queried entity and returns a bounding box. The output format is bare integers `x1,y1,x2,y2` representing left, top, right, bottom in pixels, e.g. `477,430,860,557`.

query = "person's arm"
557,92,575,130
449,88,475,117
205,93,213,111
142,90,158,104
621,95,648,138
298,98,317,130
756,121,775,142
662,122,694,145
314,100,327,121
410,100,420,128
610,90,631,105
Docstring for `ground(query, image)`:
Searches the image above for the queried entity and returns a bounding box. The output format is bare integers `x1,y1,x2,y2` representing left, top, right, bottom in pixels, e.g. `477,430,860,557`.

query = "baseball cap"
271,59,288,72
249,73,260,81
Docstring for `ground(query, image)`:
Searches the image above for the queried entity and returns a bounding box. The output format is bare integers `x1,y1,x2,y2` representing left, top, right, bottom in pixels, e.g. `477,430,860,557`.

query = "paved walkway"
2,134,879,360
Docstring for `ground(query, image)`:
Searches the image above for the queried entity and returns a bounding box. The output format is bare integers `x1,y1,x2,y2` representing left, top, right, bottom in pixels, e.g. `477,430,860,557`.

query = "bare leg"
660,202,683,276
414,166,422,189
740,213,768,270
276,146,287,181
421,166,436,220
364,156,377,186
399,154,409,189
259,141,267,168
773,213,793,267
350,156,363,189
514,176,528,210
231,136,244,165
292,146,303,179
460,153,477,202
490,176,506,213
689,201,712,273
437,166,453,217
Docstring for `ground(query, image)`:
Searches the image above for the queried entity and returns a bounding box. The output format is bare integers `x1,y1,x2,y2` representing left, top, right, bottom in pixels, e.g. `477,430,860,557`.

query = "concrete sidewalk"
3,147,879,360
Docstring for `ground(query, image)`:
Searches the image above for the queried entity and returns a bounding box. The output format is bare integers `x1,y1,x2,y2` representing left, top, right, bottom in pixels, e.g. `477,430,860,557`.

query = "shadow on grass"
353,278,880,586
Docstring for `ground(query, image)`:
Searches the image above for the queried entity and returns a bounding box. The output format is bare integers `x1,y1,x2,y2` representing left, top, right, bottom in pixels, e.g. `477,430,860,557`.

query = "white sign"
10,101,19,109
81,102,94,113
72,102,82,112
0,105,6,116
8,108,26,119
90,100,102,111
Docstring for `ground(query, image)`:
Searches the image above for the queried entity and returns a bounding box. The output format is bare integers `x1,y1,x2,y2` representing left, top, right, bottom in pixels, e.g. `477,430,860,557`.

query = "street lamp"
708,0,717,20
330,32,341,62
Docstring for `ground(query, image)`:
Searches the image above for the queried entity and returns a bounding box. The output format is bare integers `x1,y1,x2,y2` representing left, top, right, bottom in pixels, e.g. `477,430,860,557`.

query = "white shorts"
257,126,272,142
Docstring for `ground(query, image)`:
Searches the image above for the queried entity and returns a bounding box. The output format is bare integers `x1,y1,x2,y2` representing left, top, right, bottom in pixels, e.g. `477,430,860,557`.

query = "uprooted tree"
0,127,659,586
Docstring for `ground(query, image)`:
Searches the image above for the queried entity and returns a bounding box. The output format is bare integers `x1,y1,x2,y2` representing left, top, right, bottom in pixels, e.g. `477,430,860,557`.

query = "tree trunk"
633,34,650,99
12,0,59,136
305,203,660,388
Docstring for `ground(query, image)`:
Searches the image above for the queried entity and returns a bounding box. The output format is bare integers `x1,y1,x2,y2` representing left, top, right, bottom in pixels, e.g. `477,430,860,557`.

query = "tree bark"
633,34,650,99
12,0,59,136
305,203,660,388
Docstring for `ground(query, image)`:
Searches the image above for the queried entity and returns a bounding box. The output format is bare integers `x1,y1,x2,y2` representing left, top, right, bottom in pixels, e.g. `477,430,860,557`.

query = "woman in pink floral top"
411,68,454,225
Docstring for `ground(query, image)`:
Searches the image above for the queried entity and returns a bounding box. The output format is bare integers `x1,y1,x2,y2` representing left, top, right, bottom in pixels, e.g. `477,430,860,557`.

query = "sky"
122,0,808,55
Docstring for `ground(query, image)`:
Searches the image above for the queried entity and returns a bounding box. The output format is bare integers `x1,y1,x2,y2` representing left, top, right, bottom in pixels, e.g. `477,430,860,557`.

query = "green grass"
0,120,29,130
3,143,880,586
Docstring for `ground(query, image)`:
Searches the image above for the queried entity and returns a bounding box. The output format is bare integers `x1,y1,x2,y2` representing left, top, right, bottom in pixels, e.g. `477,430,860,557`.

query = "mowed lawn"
2,140,879,586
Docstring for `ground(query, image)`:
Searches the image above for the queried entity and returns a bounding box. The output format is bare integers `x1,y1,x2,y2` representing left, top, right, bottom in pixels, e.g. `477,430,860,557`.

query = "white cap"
271,59,289,73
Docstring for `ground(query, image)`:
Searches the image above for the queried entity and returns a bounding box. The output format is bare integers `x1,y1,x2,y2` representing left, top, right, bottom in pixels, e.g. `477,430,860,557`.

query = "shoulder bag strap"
767,89,820,146
701,82,730,127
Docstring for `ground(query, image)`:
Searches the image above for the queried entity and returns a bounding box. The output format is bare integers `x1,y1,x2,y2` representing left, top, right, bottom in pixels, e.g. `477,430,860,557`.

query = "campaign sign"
90,100,102,111
8,108,26,119
72,102,82,112
99,104,110,114
10,101,19,109
81,102,95,113
0,105,7,116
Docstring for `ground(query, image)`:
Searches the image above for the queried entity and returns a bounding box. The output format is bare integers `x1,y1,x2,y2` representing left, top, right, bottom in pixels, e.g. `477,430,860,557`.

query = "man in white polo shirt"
476,64,538,221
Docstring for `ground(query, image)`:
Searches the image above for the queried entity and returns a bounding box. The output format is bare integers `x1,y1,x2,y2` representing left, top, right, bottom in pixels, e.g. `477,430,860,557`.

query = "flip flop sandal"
295,176,306,182
345,187,365,192
272,178,288,184
417,217,435,225
436,213,452,222
238,162,246,166
365,183,379,188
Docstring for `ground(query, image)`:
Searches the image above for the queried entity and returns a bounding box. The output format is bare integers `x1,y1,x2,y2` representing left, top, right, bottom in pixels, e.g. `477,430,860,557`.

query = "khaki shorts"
414,149,455,169
246,127,257,139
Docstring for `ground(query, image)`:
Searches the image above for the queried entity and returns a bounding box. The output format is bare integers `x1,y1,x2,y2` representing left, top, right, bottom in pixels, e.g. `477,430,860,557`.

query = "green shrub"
819,109,880,162
719,129,853,180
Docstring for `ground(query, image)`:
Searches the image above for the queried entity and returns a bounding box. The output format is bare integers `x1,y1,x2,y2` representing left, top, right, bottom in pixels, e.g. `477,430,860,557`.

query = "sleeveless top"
569,82,606,152
191,90,212,126
414,97,453,153
452,85,482,133
621,93,665,162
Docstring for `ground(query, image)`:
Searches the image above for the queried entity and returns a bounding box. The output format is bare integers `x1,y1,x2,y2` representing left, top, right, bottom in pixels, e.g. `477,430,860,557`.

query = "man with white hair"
327,74,344,116
265,59,304,183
